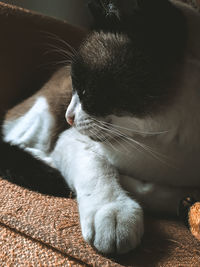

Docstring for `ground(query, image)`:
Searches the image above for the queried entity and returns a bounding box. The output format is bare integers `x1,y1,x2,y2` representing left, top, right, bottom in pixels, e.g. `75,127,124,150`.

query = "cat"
1,0,200,254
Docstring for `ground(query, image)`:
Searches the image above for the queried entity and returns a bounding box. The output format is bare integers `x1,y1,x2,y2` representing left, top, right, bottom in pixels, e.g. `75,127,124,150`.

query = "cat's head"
66,0,186,141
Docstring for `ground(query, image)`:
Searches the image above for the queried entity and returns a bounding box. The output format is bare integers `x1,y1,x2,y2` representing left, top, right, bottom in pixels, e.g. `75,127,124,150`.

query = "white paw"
80,198,144,254
3,97,54,152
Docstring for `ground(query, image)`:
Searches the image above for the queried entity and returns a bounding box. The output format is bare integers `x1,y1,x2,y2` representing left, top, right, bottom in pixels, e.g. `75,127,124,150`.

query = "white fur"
65,92,80,121
51,128,144,254
3,97,54,163
66,92,89,127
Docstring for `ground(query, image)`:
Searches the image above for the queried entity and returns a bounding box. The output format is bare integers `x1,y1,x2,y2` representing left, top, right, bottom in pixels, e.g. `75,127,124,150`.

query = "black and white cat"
1,0,200,254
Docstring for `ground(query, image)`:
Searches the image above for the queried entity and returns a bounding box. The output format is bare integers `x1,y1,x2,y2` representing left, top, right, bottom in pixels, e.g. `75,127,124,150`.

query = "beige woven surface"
0,224,83,267
0,179,121,266
1,178,200,267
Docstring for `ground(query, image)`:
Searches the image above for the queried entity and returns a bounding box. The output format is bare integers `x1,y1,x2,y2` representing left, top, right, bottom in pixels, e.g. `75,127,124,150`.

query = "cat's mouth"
77,127,111,143
89,135,108,142
75,121,113,143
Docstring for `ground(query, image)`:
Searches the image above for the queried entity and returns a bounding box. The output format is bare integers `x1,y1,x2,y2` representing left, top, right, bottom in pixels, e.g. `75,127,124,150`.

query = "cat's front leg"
78,175,144,254
52,130,144,254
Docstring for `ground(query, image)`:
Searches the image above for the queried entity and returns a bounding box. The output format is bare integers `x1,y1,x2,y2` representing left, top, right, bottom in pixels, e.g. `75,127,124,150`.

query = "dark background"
0,0,91,27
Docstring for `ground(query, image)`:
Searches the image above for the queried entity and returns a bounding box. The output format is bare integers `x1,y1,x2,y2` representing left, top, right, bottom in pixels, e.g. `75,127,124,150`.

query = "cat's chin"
89,135,106,142
77,130,109,143
77,129,106,142
75,125,111,143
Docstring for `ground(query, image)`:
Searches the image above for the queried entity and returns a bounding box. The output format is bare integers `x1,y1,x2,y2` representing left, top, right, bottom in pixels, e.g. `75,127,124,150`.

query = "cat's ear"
88,0,180,32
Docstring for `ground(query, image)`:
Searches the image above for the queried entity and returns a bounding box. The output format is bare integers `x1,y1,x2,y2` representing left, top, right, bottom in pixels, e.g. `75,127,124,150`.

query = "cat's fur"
1,0,200,254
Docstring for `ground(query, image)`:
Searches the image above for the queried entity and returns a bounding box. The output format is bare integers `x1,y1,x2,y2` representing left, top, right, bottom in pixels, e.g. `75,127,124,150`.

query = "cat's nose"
66,115,75,126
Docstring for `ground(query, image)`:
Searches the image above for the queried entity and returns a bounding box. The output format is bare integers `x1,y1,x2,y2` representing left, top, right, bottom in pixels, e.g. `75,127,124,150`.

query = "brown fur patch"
5,66,72,149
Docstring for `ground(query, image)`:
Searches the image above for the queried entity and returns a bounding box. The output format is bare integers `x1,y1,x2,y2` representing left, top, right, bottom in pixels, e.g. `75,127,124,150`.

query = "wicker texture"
1,178,200,266
0,224,83,267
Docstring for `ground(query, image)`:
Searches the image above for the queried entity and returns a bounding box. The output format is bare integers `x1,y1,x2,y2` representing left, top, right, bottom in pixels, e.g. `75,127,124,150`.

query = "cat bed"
0,1,200,266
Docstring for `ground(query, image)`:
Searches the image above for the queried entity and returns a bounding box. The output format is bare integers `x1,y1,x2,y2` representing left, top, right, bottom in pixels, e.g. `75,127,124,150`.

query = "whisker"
92,117,173,159
36,59,72,71
92,118,169,136
103,121,168,136
93,123,131,153
89,127,119,152
90,124,123,153
94,122,146,155
40,31,78,56
93,123,129,153
43,44,75,61
91,118,176,168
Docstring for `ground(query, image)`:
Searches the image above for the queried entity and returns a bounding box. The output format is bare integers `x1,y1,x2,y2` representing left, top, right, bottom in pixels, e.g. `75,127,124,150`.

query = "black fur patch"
71,0,187,117
178,197,196,228
0,129,71,197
